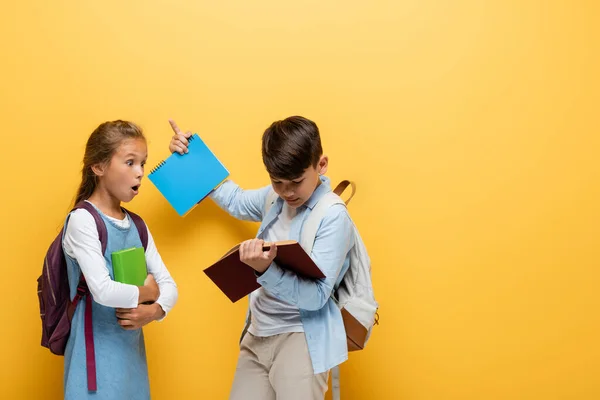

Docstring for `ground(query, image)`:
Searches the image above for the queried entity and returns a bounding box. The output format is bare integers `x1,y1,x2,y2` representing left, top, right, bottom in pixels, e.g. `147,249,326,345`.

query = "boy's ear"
318,155,328,175
91,162,106,177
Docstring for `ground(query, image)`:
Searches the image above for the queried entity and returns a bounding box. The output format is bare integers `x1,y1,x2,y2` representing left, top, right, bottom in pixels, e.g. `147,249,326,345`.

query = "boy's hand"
168,119,192,155
116,303,165,330
240,239,277,274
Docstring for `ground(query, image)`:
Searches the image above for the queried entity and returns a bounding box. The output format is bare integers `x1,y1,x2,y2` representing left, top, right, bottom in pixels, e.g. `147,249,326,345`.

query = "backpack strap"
74,201,108,254
332,365,341,400
263,189,279,218
300,181,355,400
123,207,149,250
299,191,346,254
70,201,106,392
300,180,356,252
332,180,356,205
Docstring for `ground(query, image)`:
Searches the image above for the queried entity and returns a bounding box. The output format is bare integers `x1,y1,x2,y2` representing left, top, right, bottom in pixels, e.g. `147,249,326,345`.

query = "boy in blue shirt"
169,116,354,400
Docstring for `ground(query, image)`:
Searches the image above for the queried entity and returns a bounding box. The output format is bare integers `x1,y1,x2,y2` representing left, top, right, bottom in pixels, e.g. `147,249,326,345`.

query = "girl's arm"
143,226,178,320
63,209,159,307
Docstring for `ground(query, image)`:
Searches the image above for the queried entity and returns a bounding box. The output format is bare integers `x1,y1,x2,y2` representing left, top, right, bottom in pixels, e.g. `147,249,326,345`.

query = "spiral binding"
149,134,196,174
150,160,166,174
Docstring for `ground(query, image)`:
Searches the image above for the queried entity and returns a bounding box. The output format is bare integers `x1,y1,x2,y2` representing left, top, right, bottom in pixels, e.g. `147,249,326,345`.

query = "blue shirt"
209,175,354,373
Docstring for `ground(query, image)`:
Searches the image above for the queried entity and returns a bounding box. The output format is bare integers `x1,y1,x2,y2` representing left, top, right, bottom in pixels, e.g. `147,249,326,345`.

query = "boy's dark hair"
261,116,323,180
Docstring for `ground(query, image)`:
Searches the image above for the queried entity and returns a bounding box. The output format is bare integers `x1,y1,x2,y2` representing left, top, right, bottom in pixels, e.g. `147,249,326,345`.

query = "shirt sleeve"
144,226,178,319
209,180,272,222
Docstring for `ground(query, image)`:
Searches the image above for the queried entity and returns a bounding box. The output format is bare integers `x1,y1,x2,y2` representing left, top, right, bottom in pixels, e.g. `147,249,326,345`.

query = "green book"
112,247,147,286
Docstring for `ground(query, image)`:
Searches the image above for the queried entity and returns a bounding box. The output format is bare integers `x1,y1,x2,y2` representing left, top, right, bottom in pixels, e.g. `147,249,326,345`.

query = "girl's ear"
91,162,106,177
318,155,329,175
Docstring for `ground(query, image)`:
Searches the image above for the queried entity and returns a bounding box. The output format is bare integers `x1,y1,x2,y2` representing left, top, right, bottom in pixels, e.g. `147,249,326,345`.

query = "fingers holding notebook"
239,238,278,274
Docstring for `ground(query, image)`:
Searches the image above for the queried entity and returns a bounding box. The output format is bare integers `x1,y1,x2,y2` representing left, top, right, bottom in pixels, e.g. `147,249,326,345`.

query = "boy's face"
270,156,328,209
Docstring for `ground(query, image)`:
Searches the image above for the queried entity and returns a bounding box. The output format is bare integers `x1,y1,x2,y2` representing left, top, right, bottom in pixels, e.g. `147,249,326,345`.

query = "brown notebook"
203,240,326,303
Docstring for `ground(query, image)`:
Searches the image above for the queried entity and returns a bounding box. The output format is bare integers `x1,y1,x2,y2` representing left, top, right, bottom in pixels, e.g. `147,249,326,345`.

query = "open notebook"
148,133,229,216
204,240,325,303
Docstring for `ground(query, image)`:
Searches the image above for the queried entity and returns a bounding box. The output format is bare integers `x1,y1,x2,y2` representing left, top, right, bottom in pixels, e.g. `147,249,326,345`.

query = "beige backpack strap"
263,189,279,217
331,365,341,400
330,180,356,400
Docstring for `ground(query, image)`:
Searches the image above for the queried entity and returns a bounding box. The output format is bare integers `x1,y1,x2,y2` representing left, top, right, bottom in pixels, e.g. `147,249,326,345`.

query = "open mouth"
131,185,140,193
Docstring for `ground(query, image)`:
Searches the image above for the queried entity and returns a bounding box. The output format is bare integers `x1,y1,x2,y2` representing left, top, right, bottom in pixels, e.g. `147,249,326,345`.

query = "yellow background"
1,1,598,399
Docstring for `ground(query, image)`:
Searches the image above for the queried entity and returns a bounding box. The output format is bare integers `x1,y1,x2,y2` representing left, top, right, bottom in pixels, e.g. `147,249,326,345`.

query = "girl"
62,120,178,399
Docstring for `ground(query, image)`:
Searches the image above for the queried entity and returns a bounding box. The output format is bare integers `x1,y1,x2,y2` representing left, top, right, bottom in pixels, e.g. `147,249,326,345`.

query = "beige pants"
229,332,329,400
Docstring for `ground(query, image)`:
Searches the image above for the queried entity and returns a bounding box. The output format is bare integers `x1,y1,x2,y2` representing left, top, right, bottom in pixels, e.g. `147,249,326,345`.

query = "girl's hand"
138,274,160,304
168,119,192,155
116,303,165,330
239,239,277,274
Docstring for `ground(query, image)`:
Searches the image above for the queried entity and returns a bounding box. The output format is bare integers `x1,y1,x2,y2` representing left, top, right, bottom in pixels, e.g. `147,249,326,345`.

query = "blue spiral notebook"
148,134,229,216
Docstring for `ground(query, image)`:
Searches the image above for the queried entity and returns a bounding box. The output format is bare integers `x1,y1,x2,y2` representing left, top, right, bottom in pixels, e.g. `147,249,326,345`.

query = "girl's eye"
126,160,134,166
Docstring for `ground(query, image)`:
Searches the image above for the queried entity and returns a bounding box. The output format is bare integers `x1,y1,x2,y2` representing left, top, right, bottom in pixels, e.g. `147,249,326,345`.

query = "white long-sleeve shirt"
63,207,178,316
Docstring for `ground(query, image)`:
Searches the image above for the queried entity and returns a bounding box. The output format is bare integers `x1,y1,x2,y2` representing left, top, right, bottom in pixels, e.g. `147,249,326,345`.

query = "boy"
169,116,354,400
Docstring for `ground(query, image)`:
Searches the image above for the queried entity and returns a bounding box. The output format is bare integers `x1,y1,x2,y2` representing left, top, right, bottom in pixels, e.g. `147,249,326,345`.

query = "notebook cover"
203,241,326,303
148,133,229,216
112,247,148,286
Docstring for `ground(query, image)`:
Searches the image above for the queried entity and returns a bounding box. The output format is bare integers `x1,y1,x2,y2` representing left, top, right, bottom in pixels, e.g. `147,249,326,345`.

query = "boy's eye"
292,179,304,185
126,160,134,166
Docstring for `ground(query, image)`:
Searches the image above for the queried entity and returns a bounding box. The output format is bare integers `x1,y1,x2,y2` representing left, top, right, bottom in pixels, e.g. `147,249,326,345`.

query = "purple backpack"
37,201,148,391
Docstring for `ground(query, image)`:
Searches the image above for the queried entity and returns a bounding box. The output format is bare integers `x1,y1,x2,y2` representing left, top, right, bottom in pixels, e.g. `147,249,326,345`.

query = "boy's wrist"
254,264,271,277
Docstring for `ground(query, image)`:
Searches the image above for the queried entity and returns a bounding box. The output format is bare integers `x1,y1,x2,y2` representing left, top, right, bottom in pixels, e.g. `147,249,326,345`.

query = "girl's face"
96,138,148,203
